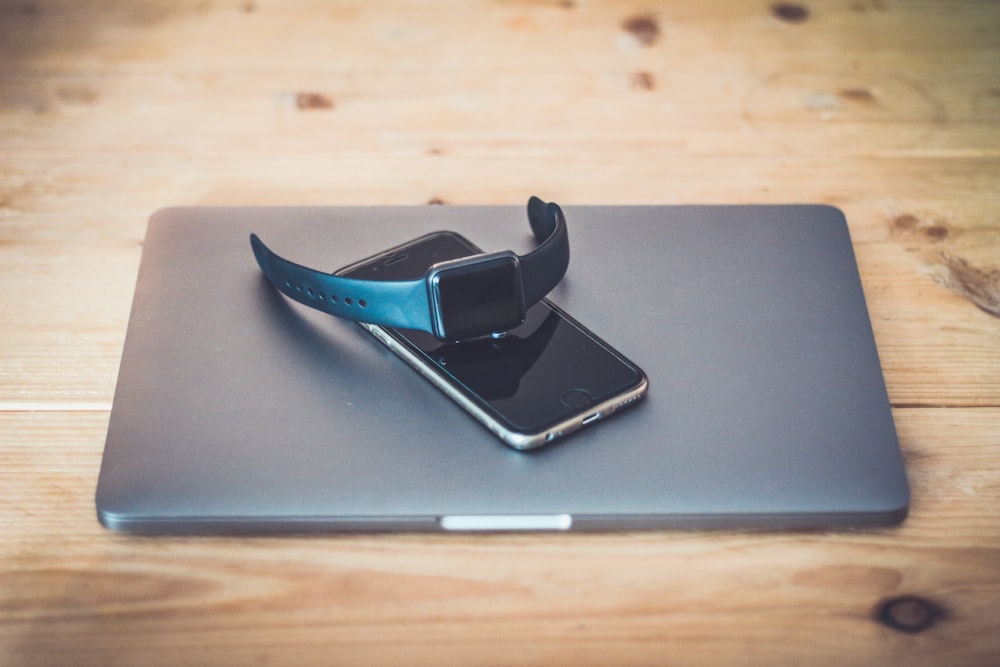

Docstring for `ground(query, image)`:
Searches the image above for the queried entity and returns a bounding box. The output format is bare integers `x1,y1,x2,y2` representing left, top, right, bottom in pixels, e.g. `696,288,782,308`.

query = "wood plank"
2,65,998,157
2,154,997,406
2,77,997,159
1,408,998,666
1,2,998,159
3,1,998,68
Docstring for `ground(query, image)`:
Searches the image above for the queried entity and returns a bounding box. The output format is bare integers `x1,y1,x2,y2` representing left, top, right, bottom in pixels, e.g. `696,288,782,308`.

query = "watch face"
429,252,526,341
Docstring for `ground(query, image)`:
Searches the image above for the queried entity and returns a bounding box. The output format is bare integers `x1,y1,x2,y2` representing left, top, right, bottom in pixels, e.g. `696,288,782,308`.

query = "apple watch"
250,196,569,341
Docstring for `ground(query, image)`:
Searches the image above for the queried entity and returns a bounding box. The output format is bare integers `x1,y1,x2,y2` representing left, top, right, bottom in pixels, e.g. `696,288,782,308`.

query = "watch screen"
431,255,525,341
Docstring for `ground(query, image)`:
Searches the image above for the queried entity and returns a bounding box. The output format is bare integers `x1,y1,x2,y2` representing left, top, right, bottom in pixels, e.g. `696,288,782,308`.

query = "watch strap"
250,234,435,333
520,196,569,307
250,196,569,337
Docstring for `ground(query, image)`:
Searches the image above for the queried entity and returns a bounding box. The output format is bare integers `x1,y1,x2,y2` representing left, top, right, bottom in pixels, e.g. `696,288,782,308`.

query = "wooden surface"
2,1,999,665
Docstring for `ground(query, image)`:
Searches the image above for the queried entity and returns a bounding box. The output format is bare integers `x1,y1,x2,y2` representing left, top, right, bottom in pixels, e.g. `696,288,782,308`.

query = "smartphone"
337,231,648,450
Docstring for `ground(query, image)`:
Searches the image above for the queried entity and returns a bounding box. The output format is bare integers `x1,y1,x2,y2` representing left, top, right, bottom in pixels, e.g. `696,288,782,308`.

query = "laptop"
96,204,909,532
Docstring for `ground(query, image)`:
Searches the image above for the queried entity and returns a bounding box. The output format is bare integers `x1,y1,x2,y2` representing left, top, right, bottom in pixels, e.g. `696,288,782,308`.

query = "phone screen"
339,231,647,447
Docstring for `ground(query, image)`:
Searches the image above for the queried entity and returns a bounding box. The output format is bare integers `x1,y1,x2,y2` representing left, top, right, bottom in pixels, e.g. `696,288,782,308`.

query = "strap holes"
306,287,315,297
359,299,367,308
345,297,353,305
330,294,338,303
318,292,325,301
294,284,303,293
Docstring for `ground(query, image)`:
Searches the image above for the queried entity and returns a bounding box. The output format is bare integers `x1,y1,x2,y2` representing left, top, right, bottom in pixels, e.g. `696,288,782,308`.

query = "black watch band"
250,196,569,341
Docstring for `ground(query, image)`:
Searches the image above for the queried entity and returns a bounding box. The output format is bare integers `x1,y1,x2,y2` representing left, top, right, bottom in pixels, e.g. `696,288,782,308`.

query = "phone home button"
561,388,593,409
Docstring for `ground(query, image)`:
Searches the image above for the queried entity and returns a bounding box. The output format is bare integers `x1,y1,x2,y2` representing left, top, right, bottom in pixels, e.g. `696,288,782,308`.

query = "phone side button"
439,514,573,531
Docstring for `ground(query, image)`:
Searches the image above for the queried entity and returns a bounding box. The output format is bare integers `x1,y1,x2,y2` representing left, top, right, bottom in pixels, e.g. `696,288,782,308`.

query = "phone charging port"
582,412,602,425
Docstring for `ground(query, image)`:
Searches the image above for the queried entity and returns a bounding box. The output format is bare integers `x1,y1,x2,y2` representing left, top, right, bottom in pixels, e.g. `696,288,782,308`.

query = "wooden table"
2,1,998,664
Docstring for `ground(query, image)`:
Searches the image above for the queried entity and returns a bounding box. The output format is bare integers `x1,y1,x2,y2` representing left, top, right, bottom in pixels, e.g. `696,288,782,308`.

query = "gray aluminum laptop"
96,204,909,532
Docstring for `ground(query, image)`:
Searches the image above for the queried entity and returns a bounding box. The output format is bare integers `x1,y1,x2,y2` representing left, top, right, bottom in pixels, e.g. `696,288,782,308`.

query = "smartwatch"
250,196,569,342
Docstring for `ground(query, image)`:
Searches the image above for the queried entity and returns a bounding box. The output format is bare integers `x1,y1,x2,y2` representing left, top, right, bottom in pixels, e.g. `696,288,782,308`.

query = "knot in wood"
876,595,945,634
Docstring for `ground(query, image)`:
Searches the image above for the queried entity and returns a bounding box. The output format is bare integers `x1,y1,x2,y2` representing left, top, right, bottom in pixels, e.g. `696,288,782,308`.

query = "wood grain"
2,409,999,666
2,1,999,665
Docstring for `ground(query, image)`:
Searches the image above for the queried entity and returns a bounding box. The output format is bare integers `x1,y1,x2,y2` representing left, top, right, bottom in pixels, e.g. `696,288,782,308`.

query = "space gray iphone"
337,231,648,450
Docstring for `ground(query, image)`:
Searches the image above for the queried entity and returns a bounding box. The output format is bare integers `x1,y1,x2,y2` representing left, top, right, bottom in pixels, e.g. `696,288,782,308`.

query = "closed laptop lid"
97,204,908,532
